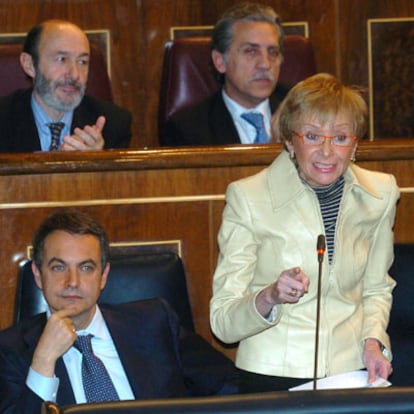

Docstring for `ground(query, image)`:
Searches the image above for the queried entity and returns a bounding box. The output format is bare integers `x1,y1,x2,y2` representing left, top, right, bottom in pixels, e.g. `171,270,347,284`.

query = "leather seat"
15,252,194,331
158,34,317,143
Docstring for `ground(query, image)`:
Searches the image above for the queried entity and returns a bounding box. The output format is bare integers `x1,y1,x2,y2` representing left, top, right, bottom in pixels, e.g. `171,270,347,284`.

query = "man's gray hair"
211,2,284,55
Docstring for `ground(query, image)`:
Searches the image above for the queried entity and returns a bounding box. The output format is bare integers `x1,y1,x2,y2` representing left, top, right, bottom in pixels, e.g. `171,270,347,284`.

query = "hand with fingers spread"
31,308,78,377
61,116,106,151
255,267,310,317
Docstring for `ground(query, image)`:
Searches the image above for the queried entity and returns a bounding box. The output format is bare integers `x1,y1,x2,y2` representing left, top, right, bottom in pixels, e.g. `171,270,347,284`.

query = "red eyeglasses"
291,131,357,147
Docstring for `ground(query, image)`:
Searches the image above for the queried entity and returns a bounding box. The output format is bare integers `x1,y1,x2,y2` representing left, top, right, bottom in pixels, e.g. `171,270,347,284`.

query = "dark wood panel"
339,0,414,86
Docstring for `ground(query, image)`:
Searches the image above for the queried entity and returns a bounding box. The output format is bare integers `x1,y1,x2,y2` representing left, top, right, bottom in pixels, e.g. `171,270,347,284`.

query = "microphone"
313,234,326,391
317,234,326,264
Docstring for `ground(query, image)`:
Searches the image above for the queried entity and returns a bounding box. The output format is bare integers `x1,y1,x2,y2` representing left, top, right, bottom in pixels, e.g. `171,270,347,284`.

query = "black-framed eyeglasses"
291,131,357,147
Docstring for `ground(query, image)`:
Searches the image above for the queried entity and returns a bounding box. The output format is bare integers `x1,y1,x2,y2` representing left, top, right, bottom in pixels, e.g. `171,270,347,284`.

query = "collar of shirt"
75,305,109,340
61,305,134,402
222,89,271,144
31,93,73,151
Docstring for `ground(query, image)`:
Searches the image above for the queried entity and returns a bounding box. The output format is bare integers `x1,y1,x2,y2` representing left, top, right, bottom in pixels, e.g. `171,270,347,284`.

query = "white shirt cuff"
26,367,60,402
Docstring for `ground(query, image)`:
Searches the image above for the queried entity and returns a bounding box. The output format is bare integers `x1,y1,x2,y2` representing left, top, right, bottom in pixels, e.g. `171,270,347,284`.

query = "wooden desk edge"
1,139,413,176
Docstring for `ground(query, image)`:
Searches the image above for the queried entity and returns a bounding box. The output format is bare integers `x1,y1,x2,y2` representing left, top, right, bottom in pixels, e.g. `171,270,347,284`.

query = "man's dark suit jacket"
0,299,237,414
161,84,289,147
0,89,132,152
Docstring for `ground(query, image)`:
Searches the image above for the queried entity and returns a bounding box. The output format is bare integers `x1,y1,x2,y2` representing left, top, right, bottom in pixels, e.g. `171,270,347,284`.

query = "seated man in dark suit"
0,20,131,152
162,2,287,146
0,210,237,414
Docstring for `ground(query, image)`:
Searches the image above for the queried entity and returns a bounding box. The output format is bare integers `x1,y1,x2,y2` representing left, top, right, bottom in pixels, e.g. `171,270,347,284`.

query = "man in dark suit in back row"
0,210,237,414
0,20,131,152
162,2,287,147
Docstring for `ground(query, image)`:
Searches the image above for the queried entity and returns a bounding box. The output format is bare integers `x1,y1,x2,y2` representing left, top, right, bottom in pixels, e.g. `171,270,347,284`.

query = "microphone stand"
313,235,326,391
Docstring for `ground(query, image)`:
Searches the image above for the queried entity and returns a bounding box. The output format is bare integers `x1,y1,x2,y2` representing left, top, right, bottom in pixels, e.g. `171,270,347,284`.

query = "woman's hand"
255,267,310,317
363,338,393,383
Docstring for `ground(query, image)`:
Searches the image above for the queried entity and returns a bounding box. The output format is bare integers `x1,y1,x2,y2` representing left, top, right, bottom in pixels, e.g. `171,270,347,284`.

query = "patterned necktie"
47,122,65,151
74,334,120,403
240,112,270,143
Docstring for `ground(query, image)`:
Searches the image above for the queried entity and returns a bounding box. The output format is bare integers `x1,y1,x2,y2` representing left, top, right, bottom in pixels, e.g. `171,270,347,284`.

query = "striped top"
311,176,345,263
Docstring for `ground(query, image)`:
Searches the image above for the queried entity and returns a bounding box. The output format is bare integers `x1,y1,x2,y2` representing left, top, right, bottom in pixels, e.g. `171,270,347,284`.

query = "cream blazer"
210,151,399,378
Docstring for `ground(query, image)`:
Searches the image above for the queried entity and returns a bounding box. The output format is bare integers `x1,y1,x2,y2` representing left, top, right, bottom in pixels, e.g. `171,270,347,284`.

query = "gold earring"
350,150,356,162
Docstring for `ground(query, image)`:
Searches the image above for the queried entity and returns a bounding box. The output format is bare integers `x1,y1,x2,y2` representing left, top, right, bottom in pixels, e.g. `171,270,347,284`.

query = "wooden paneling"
1,0,412,148
1,141,414,360
339,0,414,86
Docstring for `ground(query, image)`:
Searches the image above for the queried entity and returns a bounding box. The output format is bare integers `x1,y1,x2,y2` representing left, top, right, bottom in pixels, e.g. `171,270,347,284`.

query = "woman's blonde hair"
271,73,367,146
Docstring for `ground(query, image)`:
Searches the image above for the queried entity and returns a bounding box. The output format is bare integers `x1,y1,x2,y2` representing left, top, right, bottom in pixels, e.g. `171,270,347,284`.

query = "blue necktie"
240,112,269,143
47,122,65,151
74,334,120,403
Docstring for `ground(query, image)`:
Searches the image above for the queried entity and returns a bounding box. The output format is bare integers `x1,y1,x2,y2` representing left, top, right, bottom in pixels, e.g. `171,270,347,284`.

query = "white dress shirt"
222,89,272,144
26,306,134,403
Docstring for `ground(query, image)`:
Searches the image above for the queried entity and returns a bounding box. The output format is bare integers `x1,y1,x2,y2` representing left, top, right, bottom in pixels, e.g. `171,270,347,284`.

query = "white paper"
289,370,391,391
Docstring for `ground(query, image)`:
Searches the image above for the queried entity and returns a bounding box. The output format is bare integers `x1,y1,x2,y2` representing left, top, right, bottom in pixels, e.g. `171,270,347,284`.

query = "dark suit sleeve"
160,95,218,147
159,300,239,396
101,104,132,149
178,328,240,396
162,111,201,147
0,343,44,414
0,89,42,153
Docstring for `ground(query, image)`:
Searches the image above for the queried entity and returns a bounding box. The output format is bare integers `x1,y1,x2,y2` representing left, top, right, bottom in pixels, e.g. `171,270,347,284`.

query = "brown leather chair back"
158,34,317,140
0,42,113,102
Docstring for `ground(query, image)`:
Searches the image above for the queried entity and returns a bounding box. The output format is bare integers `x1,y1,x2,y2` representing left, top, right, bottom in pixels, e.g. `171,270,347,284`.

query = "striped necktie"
47,122,65,151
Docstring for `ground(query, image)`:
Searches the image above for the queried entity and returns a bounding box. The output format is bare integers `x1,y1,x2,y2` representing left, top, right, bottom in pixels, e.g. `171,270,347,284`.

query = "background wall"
0,0,413,148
